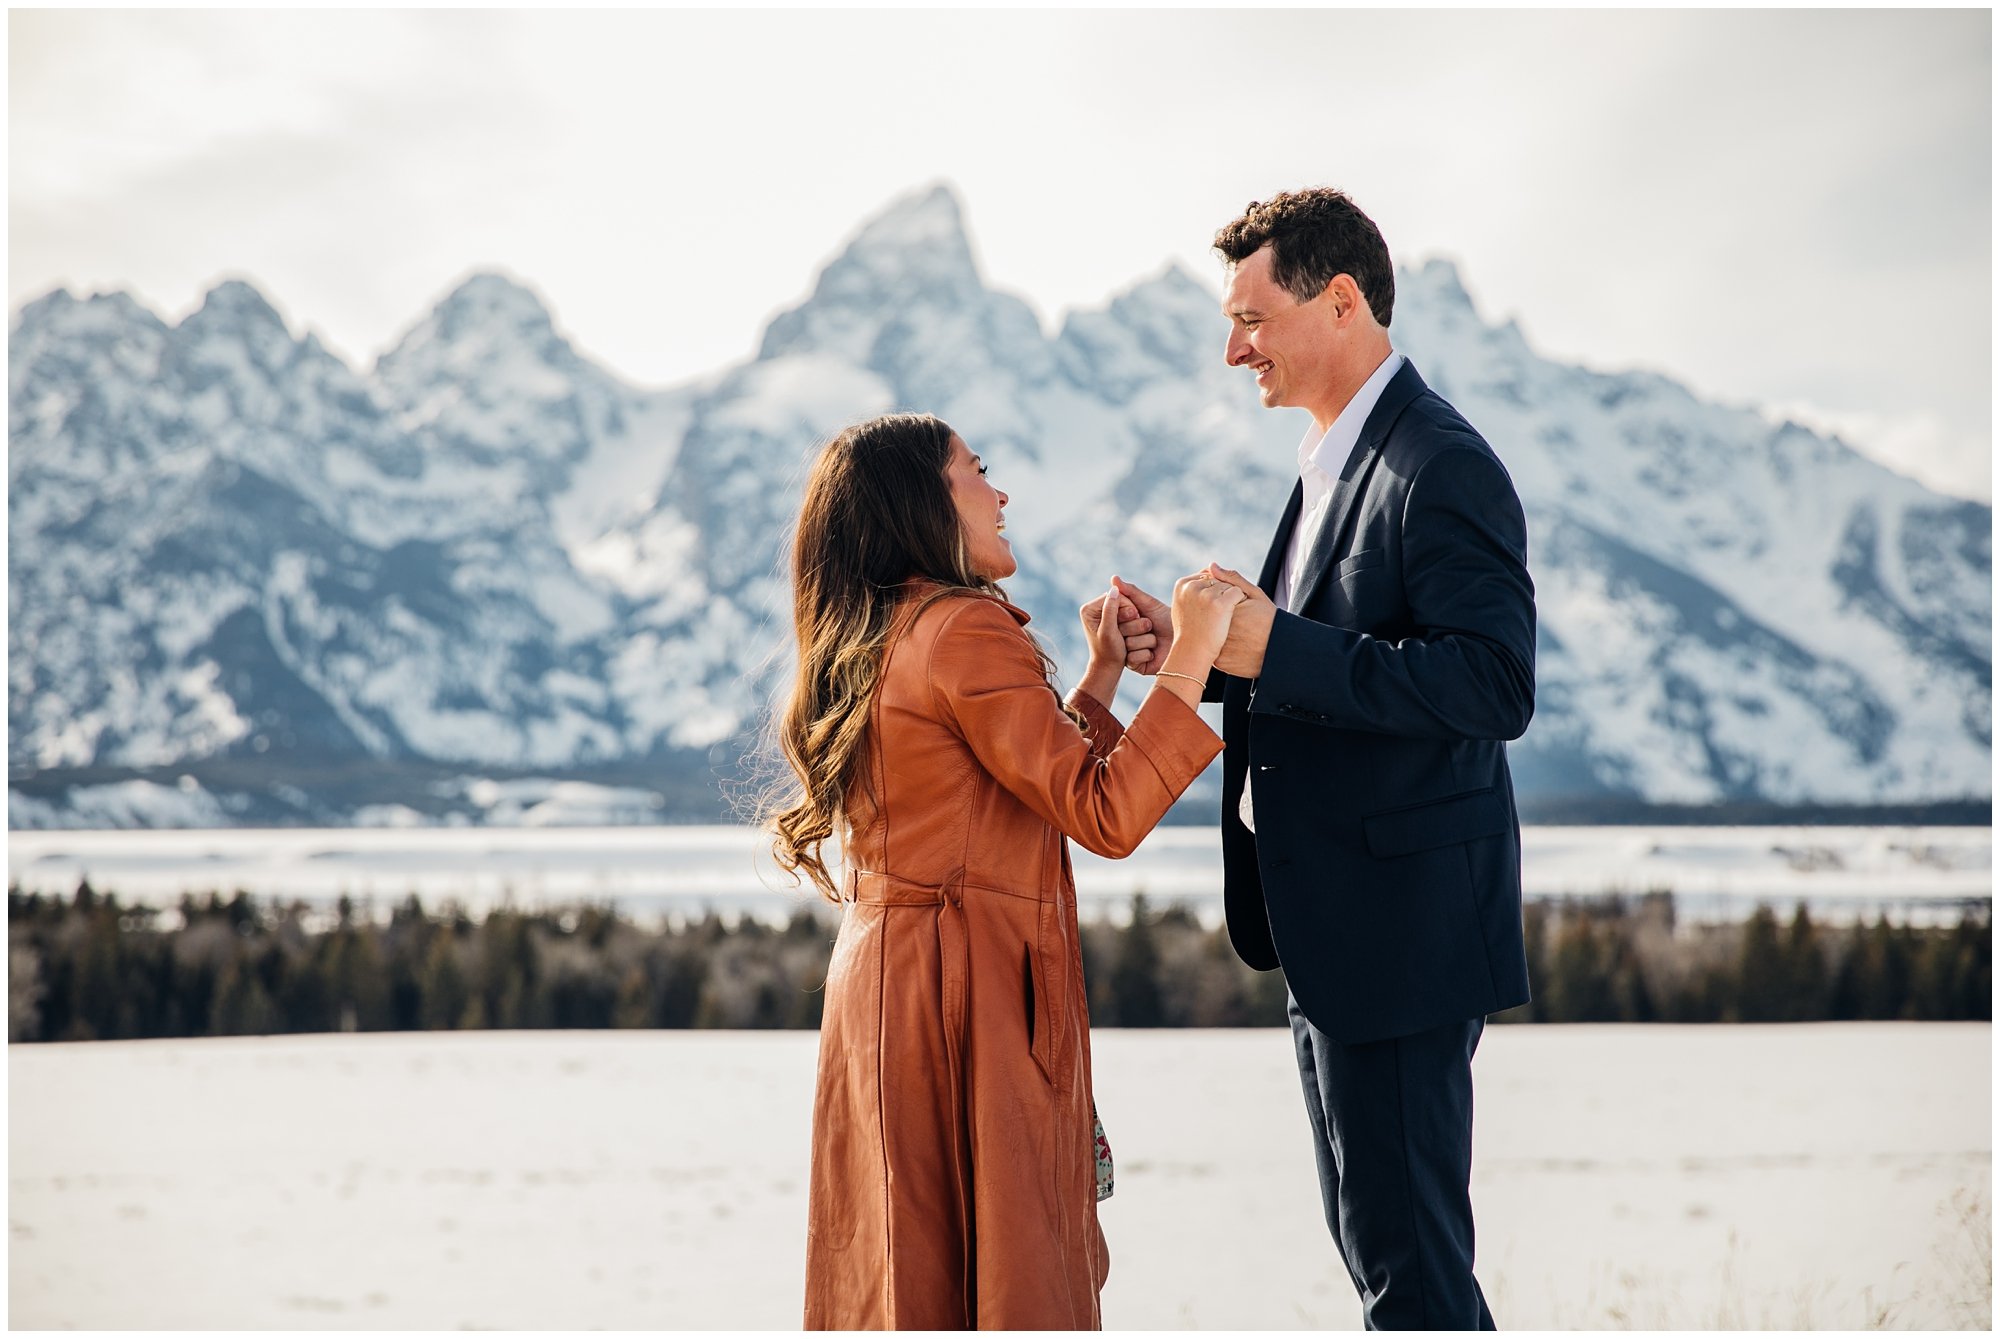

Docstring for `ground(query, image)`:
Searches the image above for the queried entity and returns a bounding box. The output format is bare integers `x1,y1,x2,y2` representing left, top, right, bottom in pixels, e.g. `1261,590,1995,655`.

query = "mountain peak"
1399,257,1478,315
182,278,291,335
825,182,980,290
850,182,967,250
12,286,81,328
375,270,576,386
756,183,989,362
430,271,558,340
11,286,165,343
1125,260,1216,309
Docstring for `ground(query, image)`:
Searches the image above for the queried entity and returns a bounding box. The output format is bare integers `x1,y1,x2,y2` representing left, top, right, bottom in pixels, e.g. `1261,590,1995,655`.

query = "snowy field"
7,824,1990,926
9,1025,1989,1330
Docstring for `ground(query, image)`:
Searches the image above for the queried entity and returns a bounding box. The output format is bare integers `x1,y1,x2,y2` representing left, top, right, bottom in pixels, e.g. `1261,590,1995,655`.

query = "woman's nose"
998,489,1009,505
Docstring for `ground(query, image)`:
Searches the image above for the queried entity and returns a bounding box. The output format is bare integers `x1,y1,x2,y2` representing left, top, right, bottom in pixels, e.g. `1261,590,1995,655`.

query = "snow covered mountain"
9,185,1989,826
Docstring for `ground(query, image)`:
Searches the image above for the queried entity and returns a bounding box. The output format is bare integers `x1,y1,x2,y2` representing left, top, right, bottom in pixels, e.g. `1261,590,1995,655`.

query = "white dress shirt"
1241,350,1405,834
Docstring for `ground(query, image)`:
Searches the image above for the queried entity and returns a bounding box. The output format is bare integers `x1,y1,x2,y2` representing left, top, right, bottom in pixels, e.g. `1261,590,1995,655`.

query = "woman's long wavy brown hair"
766,413,1071,900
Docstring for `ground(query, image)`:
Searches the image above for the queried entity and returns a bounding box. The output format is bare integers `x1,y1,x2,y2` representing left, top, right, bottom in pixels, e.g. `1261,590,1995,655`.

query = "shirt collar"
1299,349,1406,482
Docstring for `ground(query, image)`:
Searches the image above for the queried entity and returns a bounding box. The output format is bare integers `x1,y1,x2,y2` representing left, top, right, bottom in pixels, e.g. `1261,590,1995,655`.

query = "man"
1114,189,1535,1329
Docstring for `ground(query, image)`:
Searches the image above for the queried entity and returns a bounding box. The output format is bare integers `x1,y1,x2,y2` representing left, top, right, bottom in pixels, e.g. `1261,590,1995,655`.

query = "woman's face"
943,433,1015,580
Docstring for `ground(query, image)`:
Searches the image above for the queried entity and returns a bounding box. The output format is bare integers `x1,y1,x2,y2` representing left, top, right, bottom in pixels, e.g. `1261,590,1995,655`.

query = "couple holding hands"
769,188,1537,1331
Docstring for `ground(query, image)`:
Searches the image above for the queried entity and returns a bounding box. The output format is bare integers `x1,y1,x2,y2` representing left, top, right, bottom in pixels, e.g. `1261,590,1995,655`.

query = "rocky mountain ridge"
9,185,1989,826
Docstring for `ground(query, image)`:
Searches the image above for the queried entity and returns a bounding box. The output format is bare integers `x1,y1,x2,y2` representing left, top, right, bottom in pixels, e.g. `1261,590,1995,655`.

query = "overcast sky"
10,8,1991,500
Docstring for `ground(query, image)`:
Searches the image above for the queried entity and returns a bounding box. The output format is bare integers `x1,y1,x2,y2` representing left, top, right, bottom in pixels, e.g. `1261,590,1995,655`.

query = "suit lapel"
1286,359,1428,613
1257,480,1303,598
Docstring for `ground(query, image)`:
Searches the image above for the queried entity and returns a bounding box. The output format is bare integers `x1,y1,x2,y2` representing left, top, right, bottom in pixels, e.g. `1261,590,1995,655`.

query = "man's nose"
1225,329,1251,365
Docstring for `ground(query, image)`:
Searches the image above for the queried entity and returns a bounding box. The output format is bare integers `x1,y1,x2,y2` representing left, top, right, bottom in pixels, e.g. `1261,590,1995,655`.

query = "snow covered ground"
6,824,1990,926
8,1025,1989,1329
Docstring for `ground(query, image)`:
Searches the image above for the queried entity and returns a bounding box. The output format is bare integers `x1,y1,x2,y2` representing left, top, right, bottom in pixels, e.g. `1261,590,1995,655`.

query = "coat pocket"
1025,930,1060,1087
1335,547,1387,579
1362,787,1509,859
1022,943,1037,1049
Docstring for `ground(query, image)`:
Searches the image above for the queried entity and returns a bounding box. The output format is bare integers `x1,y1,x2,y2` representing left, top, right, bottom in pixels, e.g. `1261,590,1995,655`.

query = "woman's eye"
977,464,988,476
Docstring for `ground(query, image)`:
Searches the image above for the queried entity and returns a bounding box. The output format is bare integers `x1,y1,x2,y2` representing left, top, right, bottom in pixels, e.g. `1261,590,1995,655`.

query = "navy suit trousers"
1287,991,1495,1330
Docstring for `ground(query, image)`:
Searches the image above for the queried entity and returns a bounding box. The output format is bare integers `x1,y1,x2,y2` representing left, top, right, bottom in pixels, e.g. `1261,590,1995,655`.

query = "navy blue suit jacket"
1212,359,1535,1043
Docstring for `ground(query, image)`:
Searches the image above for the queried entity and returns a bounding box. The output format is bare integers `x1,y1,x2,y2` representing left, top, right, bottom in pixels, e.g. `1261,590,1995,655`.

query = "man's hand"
1108,576,1172,673
1205,564,1275,678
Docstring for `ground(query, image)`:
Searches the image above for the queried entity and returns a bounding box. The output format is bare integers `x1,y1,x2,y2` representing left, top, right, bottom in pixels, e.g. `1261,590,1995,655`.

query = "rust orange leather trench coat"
803,585,1223,1330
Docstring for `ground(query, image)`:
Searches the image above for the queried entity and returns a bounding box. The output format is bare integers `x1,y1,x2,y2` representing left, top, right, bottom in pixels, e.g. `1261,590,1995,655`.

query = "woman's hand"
1168,572,1247,668
1080,586,1136,668
1076,585,1134,704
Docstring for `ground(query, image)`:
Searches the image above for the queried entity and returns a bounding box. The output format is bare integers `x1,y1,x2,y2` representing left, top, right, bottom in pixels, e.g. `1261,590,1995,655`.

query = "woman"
768,413,1243,1330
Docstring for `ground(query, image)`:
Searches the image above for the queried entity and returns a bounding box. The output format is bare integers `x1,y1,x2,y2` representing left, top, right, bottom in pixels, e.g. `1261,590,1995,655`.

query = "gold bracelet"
1154,670,1207,688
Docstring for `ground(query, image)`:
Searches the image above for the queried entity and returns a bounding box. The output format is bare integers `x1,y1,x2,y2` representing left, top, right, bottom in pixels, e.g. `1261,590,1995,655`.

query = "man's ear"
1322,274,1362,323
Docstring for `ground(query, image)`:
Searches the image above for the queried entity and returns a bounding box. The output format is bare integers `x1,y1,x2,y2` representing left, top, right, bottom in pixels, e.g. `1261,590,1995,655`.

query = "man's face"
1222,245,1339,412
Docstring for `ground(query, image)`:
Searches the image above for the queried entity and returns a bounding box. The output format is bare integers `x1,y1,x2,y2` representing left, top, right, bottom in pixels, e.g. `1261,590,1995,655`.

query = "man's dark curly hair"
1214,188,1395,327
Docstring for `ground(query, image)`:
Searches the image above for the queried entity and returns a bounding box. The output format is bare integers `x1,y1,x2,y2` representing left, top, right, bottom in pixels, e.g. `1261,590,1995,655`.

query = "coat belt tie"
844,868,976,1324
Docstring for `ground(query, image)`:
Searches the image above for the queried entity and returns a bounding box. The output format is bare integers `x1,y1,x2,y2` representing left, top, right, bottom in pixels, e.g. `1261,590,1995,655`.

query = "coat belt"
847,867,1049,904
843,868,964,906
841,870,971,1083
844,865,1069,1071
843,866,976,1323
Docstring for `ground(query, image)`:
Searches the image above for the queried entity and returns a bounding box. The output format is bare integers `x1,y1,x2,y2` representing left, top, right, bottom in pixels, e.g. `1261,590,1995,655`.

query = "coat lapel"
1286,359,1428,613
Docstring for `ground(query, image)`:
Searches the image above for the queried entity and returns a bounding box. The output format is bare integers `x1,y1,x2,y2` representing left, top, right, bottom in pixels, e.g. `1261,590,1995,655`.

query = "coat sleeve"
1065,687,1125,760
929,599,1222,858
1253,445,1537,741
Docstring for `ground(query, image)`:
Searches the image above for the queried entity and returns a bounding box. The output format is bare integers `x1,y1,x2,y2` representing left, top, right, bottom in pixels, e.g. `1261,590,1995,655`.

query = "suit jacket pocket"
1362,787,1509,859
1334,547,1387,579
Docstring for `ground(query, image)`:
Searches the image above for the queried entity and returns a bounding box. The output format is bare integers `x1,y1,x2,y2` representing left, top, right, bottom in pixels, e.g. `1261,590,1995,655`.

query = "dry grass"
1486,1192,1993,1331
1924,1184,1993,1330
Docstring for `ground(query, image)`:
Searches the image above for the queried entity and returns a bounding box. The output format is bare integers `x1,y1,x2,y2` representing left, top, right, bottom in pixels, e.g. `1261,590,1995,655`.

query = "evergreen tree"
10,882,1988,1039
211,956,278,1035
1606,935,1657,1022
1109,895,1164,1027
1546,911,1614,1021
1857,914,1913,1019
1736,905,1786,1022
1780,905,1827,1022
656,944,708,1027
10,944,45,1042
614,965,652,1029
419,932,469,1031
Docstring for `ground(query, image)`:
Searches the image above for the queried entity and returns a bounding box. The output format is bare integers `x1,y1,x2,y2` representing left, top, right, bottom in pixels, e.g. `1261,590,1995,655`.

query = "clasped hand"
1078,565,1276,680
